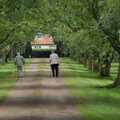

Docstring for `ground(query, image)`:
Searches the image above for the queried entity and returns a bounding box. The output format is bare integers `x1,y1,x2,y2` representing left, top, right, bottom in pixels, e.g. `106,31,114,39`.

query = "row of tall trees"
0,0,120,87
43,0,120,87
0,0,39,61
55,0,120,87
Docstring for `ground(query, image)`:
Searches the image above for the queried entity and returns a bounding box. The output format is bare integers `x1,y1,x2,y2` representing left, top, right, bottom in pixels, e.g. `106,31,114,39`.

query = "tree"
81,0,120,87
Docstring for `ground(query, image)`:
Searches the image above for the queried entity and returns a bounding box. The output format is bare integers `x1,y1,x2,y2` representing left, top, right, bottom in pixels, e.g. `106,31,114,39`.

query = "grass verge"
0,62,17,102
62,58,120,120
0,58,32,102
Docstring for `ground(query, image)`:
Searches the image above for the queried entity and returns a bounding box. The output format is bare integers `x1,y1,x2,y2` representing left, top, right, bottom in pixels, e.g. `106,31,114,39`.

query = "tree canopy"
0,0,120,87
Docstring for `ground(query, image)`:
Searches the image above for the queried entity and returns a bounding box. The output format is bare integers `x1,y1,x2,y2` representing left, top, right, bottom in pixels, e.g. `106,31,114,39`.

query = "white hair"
17,52,20,56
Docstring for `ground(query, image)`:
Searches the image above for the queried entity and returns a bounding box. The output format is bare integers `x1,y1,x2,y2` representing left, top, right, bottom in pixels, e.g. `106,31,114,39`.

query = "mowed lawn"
0,59,31,102
61,58,120,120
0,62,17,102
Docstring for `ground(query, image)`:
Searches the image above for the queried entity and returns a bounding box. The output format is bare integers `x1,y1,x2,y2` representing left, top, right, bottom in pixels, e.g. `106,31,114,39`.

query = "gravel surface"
0,59,83,120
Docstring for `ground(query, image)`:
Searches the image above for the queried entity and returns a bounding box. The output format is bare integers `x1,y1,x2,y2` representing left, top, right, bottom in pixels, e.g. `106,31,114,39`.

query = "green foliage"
0,0,120,81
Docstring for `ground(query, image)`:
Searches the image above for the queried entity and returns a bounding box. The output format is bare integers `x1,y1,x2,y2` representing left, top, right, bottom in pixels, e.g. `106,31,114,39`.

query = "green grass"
111,63,118,79
61,58,120,120
24,58,32,69
0,62,17,102
0,58,32,102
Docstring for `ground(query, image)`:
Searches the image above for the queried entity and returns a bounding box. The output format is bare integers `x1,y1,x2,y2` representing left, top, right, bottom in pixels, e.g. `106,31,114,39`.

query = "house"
31,34,56,51
31,34,57,57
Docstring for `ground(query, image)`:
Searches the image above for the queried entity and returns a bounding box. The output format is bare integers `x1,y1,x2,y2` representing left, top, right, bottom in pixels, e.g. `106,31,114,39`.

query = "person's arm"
22,57,25,64
57,54,60,64
49,55,51,64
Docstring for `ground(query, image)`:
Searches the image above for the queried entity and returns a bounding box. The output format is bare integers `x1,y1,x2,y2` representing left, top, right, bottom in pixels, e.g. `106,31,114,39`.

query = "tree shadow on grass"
0,94,82,120
0,82,90,91
0,72,15,77
1,92,120,120
61,71,100,79
1,95,75,108
94,84,120,89
23,70,51,78
30,61,49,64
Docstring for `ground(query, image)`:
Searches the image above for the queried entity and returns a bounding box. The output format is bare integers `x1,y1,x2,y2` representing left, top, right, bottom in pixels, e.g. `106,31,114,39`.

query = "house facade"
31,35,56,51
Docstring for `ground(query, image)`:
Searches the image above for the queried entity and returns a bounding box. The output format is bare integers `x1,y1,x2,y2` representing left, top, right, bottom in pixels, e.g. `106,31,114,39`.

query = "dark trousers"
51,64,59,77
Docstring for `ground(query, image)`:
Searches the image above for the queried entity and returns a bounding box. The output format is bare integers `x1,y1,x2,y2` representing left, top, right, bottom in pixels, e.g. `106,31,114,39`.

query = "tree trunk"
5,53,9,63
1,54,6,64
10,45,17,58
93,60,100,72
100,62,111,77
88,58,94,71
113,61,120,87
83,57,88,67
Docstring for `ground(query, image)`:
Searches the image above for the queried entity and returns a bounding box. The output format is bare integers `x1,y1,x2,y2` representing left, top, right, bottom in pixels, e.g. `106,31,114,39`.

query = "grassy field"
0,59,31,102
0,58,120,120
61,59,120,120
0,61,17,102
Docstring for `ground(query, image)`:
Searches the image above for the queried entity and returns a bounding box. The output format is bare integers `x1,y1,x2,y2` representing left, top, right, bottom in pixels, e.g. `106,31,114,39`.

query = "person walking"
49,51,59,77
15,52,25,78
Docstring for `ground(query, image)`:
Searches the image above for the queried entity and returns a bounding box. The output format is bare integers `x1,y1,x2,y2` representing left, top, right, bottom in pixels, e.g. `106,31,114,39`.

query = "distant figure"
15,52,25,78
49,51,59,77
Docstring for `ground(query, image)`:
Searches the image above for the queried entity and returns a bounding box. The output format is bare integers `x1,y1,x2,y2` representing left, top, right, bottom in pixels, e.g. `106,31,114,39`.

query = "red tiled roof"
31,36,54,45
